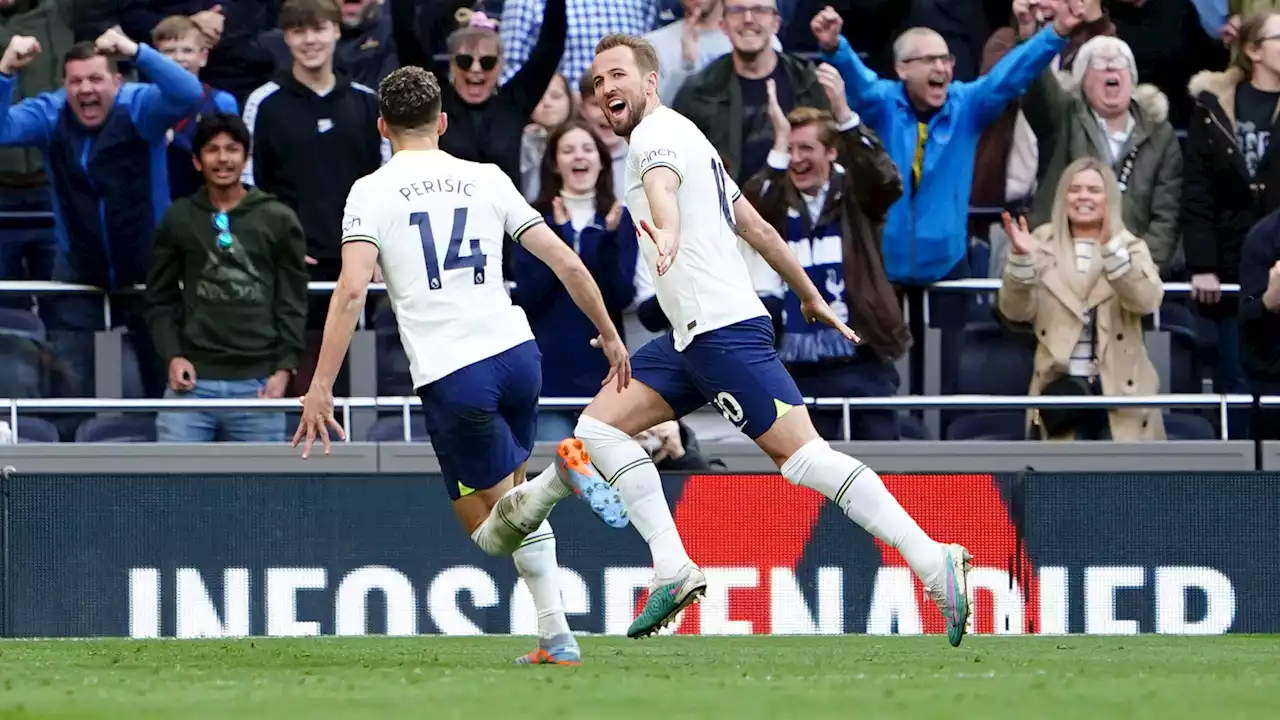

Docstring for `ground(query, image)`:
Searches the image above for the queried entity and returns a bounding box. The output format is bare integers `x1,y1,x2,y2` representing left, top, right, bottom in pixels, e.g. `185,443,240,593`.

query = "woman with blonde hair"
998,157,1165,441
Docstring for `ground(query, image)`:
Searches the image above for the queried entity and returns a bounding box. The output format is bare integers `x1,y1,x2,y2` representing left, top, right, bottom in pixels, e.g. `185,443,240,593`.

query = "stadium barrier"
0,470,1271,638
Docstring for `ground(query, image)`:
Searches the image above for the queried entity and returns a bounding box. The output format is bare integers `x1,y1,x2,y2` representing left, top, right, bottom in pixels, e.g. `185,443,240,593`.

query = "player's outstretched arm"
640,166,682,275
520,223,632,391
733,194,860,343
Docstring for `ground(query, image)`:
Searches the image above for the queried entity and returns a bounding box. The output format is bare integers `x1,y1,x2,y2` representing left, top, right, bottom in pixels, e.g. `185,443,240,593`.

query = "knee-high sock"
781,438,944,585
576,414,692,581
512,520,573,641
470,465,574,556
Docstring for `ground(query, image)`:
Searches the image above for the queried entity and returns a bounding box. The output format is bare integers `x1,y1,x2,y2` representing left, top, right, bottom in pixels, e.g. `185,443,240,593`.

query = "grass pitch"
0,636,1274,719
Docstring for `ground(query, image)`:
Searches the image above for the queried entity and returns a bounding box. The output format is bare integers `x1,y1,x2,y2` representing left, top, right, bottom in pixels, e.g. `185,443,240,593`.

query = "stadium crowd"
1,0,1280,449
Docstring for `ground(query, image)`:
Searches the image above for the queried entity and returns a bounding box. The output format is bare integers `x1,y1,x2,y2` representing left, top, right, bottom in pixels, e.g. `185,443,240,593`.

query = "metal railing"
2,393,1266,443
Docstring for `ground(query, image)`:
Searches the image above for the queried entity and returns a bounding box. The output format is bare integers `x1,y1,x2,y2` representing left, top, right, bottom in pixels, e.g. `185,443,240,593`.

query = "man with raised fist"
0,28,203,404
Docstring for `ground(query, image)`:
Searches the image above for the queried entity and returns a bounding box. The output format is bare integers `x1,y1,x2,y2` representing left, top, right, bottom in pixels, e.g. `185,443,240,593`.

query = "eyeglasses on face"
724,5,779,19
902,53,955,66
212,211,233,249
454,53,498,72
1088,55,1130,72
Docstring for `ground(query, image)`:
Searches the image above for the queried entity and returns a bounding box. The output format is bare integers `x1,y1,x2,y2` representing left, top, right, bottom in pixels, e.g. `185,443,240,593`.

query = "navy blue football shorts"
630,315,805,439
415,340,541,501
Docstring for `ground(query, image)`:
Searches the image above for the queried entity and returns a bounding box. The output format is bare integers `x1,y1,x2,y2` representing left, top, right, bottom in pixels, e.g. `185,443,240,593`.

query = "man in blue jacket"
811,1,1084,395
0,28,204,400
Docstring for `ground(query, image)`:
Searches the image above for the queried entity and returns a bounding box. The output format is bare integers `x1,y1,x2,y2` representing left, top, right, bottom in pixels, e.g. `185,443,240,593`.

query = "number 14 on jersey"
409,208,487,290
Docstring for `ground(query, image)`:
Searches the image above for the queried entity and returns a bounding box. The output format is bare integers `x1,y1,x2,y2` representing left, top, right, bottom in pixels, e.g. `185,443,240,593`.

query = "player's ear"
376,116,390,141
436,112,448,137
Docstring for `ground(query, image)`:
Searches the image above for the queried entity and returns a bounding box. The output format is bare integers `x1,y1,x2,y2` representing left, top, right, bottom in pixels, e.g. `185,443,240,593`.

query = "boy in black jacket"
145,113,308,442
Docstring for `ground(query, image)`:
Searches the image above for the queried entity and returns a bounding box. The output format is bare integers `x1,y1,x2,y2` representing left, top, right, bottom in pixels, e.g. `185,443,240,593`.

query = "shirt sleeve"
630,118,686,183
491,167,545,242
341,179,380,247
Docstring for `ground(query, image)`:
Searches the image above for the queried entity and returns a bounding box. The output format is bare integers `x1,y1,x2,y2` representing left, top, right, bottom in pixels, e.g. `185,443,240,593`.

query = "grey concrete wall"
0,441,1258,474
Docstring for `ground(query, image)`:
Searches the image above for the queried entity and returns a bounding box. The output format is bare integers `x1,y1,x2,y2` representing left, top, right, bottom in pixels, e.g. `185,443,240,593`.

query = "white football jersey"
624,106,768,351
341,149,541,388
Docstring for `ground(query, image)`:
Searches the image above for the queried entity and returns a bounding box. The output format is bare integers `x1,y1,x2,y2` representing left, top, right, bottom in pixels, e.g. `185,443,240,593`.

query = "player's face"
590,46,653,138
63,56,121,130
156,31,209,75
1064,168,1107,228
452,36,502,104
283,21,340,72
194,131,248,190
532,75,572,130
721,1,780,59
787,123,836,194
894,33,953,111
555,128,603,195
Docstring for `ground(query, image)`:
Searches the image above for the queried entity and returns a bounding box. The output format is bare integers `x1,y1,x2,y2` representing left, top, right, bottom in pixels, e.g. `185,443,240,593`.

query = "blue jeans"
535,409,579,442
156,377,286,442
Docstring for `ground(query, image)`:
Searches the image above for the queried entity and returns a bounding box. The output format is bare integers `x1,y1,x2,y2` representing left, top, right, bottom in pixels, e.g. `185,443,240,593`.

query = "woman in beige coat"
998,157,1166,441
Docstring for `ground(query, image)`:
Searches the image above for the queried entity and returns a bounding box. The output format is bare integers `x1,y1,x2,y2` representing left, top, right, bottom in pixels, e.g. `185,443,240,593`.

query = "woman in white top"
998,156,1165,441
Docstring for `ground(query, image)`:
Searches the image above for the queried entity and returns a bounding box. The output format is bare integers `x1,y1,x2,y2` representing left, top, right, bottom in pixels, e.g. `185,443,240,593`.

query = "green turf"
0,636,1275,719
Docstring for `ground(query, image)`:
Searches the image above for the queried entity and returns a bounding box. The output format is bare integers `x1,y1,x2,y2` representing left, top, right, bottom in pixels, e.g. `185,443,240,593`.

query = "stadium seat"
121,336,145,399
895,413,931,440
946,321,1036,437
14,416,59,442
1163,412,1216,440
945,412,1027,441
74,414,157,443
0,307,47,343
366,414,430,442
373,303,415,396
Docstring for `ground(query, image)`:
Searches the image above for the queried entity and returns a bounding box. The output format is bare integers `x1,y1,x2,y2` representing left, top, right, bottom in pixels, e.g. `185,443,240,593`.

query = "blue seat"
1163,412,1216,440
75,414,157,443
945,412,1026,440
366,414,430,442
895,413,930,440
946,323,1035,438
373,303,415,397
0,308,46,343
14,416,59,442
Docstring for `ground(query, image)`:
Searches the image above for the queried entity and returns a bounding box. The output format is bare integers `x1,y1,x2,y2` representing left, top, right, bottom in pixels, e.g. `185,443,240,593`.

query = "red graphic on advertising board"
635,473,1038,635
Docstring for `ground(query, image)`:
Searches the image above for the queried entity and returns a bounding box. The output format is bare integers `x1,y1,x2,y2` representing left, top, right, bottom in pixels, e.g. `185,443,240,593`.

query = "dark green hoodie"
145,186,308,381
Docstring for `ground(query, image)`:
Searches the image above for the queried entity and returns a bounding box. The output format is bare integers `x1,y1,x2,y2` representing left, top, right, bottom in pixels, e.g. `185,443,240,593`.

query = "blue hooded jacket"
513,209,639,397
823,26,1067,284
0,44,204,289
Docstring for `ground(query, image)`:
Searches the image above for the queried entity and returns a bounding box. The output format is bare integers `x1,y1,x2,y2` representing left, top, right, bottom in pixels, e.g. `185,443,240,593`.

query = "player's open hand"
801,298,861,344
293,387,346,459
590,334,632,392
637,217,678,276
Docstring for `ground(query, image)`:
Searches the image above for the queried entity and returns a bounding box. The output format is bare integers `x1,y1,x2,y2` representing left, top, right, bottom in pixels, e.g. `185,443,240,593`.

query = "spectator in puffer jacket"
0,28,203,399
513,119,638,441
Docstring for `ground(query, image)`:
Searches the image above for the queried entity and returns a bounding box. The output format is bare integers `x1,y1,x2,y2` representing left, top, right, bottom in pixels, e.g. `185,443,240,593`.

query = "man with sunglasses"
146,113,308,443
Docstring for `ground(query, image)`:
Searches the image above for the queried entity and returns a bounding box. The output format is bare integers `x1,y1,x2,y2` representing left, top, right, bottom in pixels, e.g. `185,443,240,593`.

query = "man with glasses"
673,0,827,184
812,1,1084,398
146,113,308,443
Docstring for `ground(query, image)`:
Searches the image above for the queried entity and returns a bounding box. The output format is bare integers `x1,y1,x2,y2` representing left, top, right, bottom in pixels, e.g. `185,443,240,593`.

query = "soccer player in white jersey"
293,66,634,665
501,34,975,645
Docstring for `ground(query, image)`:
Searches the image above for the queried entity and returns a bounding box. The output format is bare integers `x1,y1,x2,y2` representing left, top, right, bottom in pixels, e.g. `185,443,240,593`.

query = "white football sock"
505,464,573,527
576,414,692,581
512,520,573,640
781,438,944,585
470,497,531,556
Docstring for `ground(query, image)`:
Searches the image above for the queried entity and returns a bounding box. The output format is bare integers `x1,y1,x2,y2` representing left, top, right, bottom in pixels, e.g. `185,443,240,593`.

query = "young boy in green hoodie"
145,112,309,442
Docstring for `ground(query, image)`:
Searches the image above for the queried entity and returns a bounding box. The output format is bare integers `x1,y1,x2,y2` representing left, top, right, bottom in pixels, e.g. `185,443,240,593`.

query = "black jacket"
242,70,384,260
119,0,278,106
1181,69,1280,300
1239,207,1280,385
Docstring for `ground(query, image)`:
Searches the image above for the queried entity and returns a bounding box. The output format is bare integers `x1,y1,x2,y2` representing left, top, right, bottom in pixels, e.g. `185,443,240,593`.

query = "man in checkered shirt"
500,0,662,86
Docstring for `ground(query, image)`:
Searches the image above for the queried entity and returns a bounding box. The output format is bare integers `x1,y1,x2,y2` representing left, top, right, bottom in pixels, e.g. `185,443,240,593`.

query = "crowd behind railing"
2,0,1280,455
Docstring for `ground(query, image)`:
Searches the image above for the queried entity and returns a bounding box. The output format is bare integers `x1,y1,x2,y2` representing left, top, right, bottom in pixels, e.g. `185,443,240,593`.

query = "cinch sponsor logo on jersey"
639,148,677,169
342,215,360,233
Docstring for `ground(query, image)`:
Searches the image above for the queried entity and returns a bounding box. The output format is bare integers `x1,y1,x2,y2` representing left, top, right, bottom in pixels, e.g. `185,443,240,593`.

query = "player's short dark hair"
378,66,443,132
594,33,660,76
279,0,340,30
192,113,252,155
62,41,117,75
